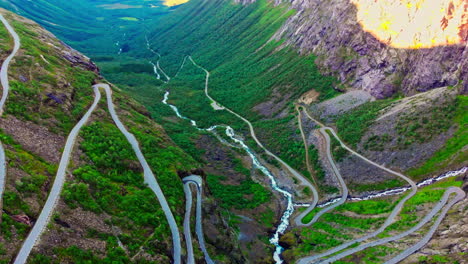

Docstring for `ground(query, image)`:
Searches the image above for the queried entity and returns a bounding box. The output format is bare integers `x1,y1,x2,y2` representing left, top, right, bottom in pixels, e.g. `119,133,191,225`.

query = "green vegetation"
255,117,309,178
327,130,348,162
6,19,96,135
70,122,172,249
407,95,467,178
336,99,394,147
0,130,56,196
418,254,455,264
300,207,321,224
394,98,458,148
1,212,29,241
385,177,462,233
338,246,398,264
207,174,271,209
30,245,135,264
337,199,395,215
259,208,276,228
292,200,386,255
0,131,56,240
363,133,391,151
0,22,12,53
295,211,383,253
119,17,139,21
349,178,405,193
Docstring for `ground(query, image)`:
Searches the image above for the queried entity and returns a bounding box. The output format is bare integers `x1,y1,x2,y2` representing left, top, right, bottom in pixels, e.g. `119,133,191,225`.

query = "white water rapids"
307,166,467,209
162,91,294,262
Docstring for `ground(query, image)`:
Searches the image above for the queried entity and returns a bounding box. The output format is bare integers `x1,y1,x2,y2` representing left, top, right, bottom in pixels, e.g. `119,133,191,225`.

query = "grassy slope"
334,93,467,179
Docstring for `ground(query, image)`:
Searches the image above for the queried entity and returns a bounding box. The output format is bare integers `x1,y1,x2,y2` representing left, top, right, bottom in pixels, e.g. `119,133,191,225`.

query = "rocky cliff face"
264,0,467,98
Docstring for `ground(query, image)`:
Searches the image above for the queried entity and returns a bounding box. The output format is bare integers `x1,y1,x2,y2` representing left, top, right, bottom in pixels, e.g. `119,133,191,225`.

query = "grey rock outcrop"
244,0,467,98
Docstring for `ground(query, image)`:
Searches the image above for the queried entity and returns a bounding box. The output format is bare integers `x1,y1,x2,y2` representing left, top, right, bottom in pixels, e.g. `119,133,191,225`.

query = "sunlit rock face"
272,0,467,98
351,0,467,49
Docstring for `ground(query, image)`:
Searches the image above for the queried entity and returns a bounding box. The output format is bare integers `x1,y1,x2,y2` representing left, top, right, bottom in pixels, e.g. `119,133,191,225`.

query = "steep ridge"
272,0,467,97
0,9,201,263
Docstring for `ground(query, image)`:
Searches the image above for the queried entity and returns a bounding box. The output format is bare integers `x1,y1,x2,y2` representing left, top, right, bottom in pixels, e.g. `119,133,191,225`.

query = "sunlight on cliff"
351,0,467,49
163,0,190,7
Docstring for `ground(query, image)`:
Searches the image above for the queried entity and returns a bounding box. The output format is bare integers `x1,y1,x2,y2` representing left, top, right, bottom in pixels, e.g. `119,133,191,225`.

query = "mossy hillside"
407,95,467,178
0,131,56,245
6,14,96,135
0,11,202,263
0,20,12,55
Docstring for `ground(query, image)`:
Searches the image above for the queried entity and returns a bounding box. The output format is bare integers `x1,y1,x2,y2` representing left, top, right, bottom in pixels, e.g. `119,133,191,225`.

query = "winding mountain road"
98,83,182,264
316,187,465,264
294,106,348,227
296,108,418,264
182,175,214,264
384,188,465,264
296,107,467,264
15,84,183,264
14,86,101,264
0,13,21,210
0,13,20,115
300,127,349,226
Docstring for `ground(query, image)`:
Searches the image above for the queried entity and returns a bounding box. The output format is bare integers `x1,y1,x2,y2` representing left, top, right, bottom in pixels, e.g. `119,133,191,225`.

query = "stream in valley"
158,54,467,263
303,166,468,209
162,91,294,263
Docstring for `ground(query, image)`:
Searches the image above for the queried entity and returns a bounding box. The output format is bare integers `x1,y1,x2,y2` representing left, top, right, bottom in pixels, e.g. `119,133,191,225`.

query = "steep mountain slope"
0,9,245,264
274,0,467,98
